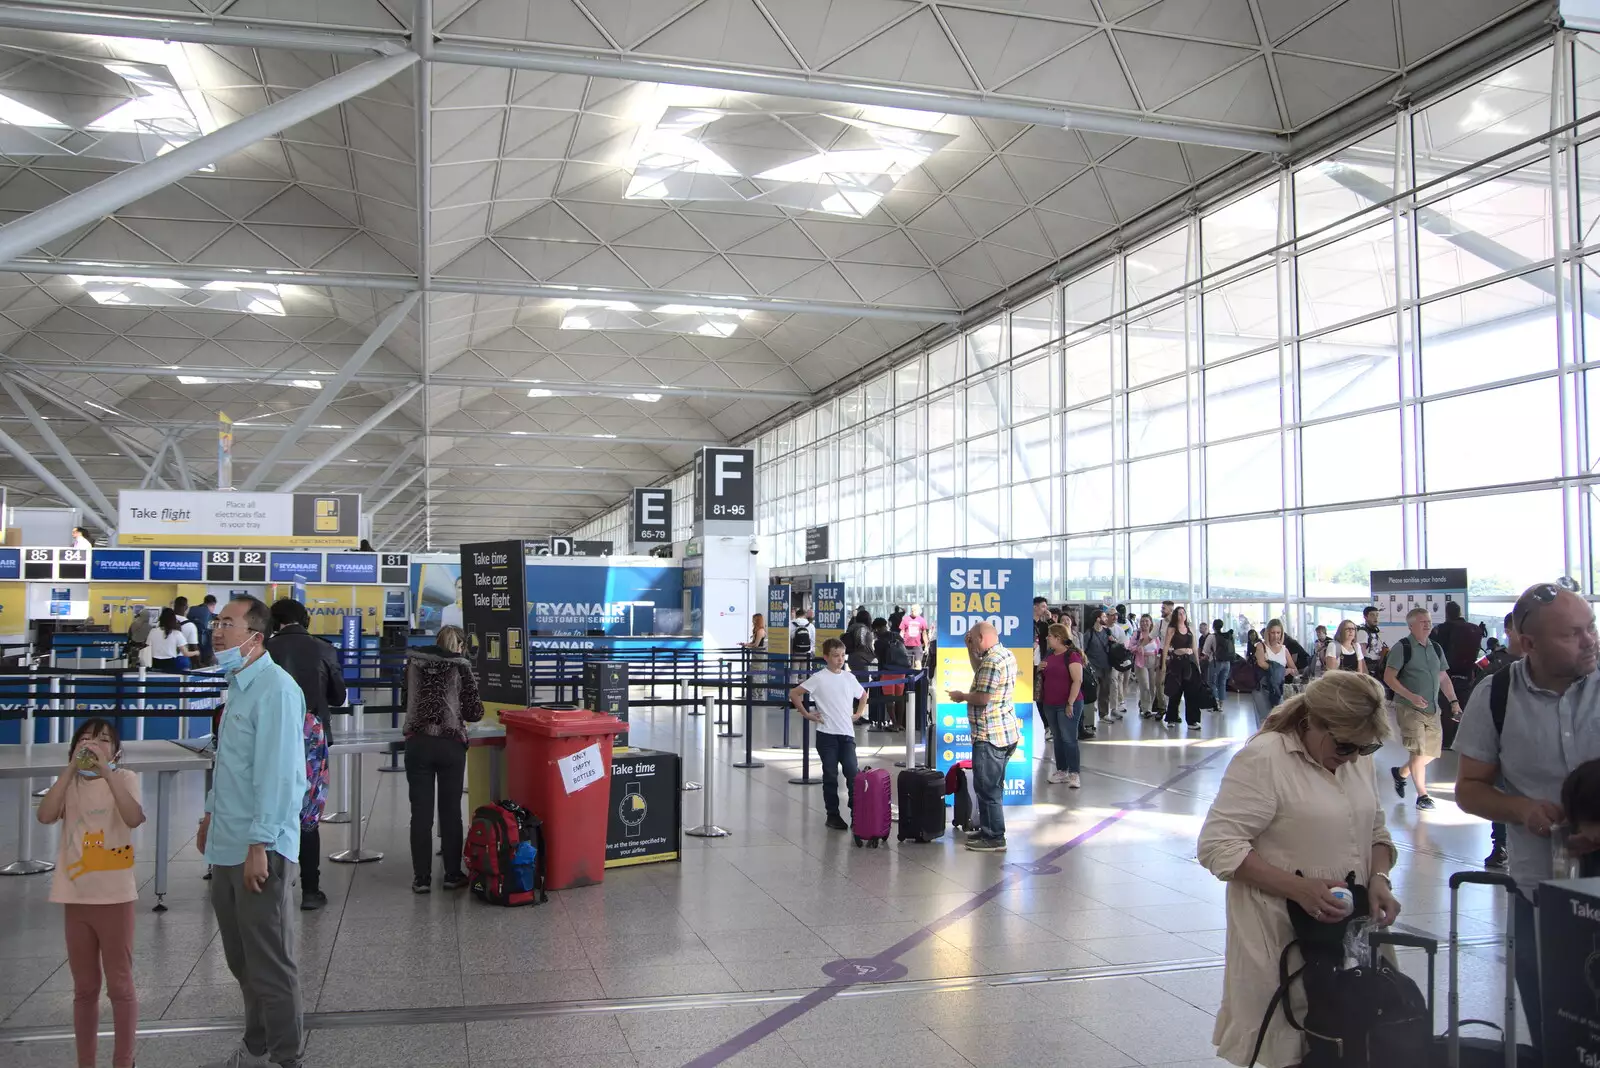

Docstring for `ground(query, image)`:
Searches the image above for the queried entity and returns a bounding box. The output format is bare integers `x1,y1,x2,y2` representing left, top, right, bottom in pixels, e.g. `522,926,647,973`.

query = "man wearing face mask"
196,596,308,1068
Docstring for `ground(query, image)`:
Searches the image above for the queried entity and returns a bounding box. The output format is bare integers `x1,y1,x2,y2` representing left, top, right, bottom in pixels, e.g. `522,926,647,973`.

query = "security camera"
748,537,760,556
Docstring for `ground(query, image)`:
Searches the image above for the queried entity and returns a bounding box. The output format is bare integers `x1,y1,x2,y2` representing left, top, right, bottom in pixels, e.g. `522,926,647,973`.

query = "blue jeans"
971,740,1016,840
1208,661,1231,706
814,730,859,820
1514,890,1542,1051
1039,701,1081,773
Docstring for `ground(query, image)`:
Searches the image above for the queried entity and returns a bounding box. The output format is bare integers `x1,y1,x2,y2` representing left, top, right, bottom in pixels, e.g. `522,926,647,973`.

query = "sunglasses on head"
1513,576,1583,632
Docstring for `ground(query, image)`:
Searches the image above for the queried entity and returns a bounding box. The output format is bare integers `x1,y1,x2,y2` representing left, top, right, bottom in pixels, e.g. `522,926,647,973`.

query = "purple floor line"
676,746,1235,1068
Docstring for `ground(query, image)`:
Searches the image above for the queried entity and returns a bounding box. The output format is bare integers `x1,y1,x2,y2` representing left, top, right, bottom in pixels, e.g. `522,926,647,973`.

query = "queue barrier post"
2,696,54,876
788,707,822,786
684,695,730,839
322,707,352,825
733,667,763,769
329,704,381,863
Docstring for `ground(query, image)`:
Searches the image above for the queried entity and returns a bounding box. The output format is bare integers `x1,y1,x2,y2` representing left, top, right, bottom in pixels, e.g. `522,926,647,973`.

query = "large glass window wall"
573,34,1600,640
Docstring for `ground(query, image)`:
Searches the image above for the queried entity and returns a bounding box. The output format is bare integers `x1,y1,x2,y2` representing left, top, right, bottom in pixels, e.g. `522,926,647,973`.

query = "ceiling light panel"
624,97,952,219
548,299,754,337
69,276,286,315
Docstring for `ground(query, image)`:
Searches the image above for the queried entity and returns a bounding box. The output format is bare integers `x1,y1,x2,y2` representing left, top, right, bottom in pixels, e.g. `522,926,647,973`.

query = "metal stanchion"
717,663,741,739
135,665,146,741
680,691,702,792
322,709,352,824
2,699,54,875
33,677,60,798
328,743,382,863
788,711,822,785
903,669,922,771
685,695,730,838
379,698,404,772
777,654,800,748
733,669,763,769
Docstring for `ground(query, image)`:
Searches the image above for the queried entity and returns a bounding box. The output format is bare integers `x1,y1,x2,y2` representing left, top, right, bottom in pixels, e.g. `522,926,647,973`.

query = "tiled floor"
0,693,1523,1067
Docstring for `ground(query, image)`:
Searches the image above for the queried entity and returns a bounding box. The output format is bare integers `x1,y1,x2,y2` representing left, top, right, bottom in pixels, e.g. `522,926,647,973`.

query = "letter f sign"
714,452,743,496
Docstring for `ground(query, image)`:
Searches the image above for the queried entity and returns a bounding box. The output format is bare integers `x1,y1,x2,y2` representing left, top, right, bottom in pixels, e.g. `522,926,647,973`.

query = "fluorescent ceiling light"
288,380,323,390
314,424,342,429
653,305,753,318
177,375,208,385
593,433,618,439
630,393,662,403
528,388,555,397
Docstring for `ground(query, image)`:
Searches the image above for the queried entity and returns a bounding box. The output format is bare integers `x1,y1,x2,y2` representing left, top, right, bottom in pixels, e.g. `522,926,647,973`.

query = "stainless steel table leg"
152,770,172,911
328,753,382,863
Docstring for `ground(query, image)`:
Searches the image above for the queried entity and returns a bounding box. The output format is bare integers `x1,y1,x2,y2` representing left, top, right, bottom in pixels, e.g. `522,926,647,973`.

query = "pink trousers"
64,901,137,1068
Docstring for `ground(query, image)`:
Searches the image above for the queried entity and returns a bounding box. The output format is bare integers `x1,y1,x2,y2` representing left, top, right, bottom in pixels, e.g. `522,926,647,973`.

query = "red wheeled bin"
501,707,627,890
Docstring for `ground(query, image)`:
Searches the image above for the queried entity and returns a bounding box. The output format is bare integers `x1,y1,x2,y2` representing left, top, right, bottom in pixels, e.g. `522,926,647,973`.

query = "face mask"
214,633,257,674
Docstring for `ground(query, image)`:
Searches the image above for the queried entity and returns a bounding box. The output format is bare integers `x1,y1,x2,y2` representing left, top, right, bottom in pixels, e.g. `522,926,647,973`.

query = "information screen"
91,550,147,581
149,550,204,581
269,551,322,583
325,553,377,584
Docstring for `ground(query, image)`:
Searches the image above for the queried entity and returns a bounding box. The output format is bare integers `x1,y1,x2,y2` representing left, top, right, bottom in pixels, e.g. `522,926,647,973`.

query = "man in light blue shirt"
197,595,307,1068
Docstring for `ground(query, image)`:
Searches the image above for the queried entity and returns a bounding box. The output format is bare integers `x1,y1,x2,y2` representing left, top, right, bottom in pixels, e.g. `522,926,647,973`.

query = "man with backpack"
1205,618,1235,708
1456,582,1600,1057
1429,600,1485,751
1083,607,1117,725
1386,606,1464,811
1359,605,1387,680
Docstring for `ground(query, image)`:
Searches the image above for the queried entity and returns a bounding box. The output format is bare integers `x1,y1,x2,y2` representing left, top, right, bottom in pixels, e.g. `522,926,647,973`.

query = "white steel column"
0,376,116,518
169,440,195,491
279,385,424,492
242,292,420,489
0,52,418,265
140,433,174,490
415,0,435,552
0,424,111,530
368,468,424,519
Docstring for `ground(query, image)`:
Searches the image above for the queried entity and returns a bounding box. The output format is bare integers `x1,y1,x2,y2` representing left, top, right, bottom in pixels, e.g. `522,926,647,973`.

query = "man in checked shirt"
946,621,1021,853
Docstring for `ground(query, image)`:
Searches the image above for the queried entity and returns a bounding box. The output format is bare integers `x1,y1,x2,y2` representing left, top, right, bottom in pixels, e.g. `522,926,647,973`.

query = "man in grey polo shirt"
1456,583,1600,1045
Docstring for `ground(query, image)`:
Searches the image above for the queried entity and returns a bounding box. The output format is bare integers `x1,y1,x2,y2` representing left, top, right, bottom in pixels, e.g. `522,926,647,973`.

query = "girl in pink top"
38,718,145,1068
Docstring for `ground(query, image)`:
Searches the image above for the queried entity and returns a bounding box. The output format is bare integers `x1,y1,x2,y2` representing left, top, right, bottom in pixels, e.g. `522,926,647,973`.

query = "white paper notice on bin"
558,743,604,794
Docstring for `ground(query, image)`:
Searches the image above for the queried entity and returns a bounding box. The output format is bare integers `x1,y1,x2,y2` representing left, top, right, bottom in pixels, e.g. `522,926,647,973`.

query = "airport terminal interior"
0,0,1597,1065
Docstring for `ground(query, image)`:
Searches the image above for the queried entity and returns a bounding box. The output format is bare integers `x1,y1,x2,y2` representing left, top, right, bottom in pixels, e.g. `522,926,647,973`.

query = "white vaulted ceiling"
0,0,1544,547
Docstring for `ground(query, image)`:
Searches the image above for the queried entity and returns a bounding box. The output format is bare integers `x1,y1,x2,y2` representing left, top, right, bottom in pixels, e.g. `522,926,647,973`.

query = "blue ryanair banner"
933,558,1034,805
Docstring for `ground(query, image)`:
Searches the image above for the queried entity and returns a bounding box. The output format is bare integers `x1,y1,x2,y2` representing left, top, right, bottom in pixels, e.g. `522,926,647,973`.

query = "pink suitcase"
852,767,892,848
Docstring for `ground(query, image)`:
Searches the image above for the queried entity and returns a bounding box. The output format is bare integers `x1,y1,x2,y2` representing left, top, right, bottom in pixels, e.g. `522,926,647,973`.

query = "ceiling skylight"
69,276,286,315
624,104,953,219
177,375,207,385
549,299,754,338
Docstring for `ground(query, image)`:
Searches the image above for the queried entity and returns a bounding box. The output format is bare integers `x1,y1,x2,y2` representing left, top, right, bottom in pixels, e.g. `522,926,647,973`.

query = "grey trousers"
211,851,303,1067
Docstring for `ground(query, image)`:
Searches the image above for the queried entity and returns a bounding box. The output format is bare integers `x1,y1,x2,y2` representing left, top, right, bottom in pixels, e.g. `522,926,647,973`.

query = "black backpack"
1214,631,1236,662
1251,876,1430,1068
791,624,813,657
1078,655,1100,704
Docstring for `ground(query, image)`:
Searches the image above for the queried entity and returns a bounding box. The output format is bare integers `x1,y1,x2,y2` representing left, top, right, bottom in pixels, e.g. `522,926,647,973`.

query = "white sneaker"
1066,773,1081,789
1047,769,1070,784
1110,710,1124,722
202,1047,271,1068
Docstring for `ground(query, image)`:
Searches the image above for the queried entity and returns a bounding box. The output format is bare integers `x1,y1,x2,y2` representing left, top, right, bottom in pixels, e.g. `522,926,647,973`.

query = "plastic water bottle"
1552,823,1582,880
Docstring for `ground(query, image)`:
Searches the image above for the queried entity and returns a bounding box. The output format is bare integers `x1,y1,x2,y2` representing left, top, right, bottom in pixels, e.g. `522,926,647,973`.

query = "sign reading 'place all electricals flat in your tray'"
116,490,361,548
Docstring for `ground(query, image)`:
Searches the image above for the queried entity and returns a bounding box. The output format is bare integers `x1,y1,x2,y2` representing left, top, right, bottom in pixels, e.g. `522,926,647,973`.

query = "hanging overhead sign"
217,412,233,491
116,490,361,548
805,526,829,563
693,446,755,534
632,487,672,547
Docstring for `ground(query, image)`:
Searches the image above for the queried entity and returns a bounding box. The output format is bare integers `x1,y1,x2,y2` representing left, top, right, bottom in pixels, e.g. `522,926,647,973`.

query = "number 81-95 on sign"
712,504,747,517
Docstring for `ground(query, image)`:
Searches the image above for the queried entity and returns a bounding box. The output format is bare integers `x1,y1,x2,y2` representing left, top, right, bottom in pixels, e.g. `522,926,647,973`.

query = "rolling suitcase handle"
1447,870,1519,1068
1370,928,1437,1021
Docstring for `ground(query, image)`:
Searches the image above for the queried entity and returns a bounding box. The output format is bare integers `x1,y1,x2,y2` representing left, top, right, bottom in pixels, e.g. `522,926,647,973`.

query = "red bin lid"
501,706,626,738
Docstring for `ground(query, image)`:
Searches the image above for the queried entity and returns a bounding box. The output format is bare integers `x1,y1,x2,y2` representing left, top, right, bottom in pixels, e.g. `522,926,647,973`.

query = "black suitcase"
1432,870,1541,1067
896,767,946,843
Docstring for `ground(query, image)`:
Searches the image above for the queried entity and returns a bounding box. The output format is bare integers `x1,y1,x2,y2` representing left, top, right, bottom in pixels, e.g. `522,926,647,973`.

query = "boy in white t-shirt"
790,637,868,830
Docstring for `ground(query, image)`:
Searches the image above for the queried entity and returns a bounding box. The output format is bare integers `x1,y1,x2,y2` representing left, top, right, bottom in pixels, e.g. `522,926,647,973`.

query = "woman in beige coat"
1196,671,1403,1067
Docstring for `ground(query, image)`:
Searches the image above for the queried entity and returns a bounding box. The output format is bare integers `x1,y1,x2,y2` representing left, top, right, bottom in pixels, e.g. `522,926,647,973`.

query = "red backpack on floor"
464,800,547,907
